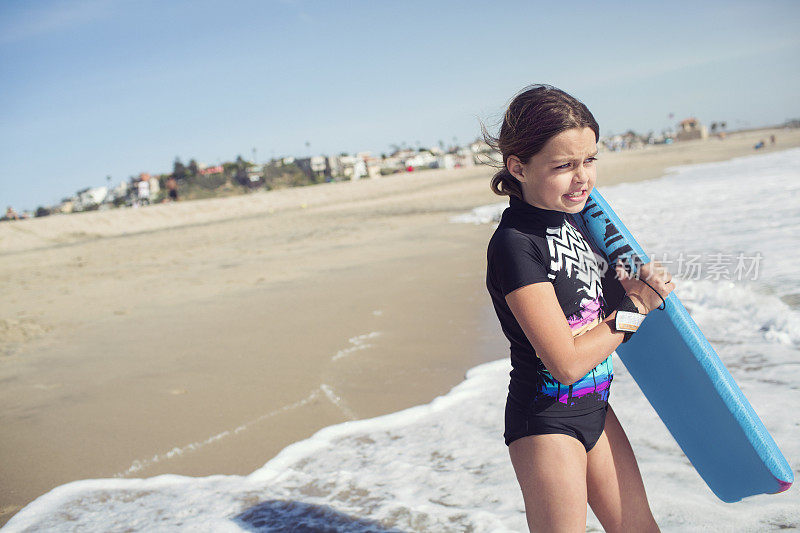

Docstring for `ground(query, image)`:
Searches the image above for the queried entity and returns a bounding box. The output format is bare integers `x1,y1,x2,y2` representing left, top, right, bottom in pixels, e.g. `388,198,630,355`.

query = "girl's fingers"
615,263,630,280
647,262,672,285
615,260,673,290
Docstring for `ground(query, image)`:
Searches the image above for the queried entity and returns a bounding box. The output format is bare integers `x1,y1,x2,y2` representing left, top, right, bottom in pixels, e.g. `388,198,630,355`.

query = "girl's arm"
506,262,671,385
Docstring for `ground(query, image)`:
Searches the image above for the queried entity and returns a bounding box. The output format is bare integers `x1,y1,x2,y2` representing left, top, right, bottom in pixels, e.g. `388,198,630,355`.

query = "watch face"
616,310,644,333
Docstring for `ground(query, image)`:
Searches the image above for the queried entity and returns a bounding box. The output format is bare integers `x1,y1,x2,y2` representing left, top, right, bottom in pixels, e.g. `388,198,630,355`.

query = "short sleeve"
489,231,550,296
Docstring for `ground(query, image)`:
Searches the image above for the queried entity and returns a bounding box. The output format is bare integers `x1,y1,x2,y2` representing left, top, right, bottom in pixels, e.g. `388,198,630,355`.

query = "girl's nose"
574,164,588,183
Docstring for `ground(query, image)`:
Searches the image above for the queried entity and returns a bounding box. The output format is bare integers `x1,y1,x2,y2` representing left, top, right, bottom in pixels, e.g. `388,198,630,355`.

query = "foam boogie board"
569,190,793,503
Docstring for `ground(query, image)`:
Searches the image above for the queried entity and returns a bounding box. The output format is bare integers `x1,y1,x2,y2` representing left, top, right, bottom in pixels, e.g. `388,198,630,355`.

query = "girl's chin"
561,200,588,212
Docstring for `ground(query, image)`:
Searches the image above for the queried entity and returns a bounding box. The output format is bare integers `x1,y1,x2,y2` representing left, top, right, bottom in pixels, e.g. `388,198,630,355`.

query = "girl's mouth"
564,190,587,202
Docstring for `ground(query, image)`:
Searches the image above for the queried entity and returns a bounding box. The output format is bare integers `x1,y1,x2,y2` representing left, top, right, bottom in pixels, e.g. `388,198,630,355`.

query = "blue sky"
2,0,799,212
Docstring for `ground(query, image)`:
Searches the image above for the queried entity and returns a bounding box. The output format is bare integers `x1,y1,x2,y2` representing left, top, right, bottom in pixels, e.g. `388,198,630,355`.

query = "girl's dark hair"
482,84,599,200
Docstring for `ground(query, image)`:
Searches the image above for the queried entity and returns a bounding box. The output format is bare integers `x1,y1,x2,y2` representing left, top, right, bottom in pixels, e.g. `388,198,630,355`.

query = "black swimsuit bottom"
504,399,609,452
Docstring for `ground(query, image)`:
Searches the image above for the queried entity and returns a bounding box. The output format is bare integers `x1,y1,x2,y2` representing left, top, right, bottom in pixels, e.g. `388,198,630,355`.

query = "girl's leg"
508,434,589,532
586,405,659,532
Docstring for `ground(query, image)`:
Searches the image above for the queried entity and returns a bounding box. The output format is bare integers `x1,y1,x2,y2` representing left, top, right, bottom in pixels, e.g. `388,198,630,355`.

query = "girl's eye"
555,156,596,170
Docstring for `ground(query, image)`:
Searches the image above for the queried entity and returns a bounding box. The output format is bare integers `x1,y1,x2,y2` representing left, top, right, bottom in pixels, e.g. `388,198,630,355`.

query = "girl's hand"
615,260,675,314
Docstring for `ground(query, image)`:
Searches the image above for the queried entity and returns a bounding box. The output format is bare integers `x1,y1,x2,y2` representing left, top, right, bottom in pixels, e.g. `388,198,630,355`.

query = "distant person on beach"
5,206,20,220
484,85,672,531
770,134,776,145
166,176,179,202
137,177,151,206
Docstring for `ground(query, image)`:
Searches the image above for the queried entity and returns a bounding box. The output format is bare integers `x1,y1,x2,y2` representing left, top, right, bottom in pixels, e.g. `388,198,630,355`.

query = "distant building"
676,118,708,141
352,158,367,180
199,165,224,175
398,149,417,160
380,155,403,173
366,161,381,178
600,131,647,151
469,139,500,166
470,139,492,153
111,181,130,200
75,186,109,211
473,150,501,166
403,151,437,169
327,156,344,178
457,147,475,167
247,164,264,183
295,156,330,180
334,154,357,179
437,154,458,170
329,152,375,180
310,156,327,175
56,199,75,214
434,149,476,170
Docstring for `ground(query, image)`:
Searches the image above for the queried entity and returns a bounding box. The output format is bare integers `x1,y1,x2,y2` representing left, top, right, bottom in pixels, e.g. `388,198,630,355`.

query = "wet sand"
1,127,798,524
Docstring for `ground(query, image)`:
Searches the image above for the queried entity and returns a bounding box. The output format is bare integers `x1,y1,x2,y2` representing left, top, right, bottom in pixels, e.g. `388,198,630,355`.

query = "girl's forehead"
540,128,597,157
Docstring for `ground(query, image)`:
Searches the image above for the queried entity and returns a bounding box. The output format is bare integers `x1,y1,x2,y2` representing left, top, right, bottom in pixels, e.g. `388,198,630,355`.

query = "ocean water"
5,149,800,532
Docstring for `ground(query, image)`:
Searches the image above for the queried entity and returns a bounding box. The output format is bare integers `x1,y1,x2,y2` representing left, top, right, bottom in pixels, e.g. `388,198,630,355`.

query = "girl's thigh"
508,433,589,532
586,405,659,533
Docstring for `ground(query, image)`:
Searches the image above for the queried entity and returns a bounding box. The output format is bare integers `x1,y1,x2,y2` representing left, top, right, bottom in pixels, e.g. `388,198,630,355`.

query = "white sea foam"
5,149,800,532
448,202,506,225
332,331,382,361
601,150,800,298
320,384,358,421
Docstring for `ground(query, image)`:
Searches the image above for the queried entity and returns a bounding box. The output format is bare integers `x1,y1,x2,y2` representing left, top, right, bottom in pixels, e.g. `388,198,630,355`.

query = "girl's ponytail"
490,167,523,200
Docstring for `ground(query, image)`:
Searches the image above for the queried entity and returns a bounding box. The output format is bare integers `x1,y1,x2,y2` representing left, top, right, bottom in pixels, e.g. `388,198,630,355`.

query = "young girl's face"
509,127,598,213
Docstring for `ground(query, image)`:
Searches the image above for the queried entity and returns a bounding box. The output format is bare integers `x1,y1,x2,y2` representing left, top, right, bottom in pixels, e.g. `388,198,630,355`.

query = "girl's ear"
507,155,526,182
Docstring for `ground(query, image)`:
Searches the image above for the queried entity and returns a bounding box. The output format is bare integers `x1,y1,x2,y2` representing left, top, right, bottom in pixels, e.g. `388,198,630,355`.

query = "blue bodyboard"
569,190,793,502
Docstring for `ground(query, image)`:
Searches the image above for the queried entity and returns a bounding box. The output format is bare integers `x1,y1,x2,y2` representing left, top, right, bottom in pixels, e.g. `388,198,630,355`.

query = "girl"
485,85,673,532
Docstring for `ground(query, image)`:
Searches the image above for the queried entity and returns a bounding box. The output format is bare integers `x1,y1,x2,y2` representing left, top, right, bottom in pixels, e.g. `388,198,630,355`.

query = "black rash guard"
486,196,615,416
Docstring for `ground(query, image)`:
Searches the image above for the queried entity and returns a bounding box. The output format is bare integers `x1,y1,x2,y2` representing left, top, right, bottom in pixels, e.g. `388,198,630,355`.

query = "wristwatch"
615,294,646,343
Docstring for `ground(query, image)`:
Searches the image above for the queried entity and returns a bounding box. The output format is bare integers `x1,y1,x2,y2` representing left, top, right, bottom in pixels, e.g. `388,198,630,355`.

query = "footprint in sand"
0,318,50,343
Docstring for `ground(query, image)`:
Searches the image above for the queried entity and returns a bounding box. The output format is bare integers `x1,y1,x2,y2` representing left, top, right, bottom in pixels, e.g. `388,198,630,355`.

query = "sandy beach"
1,127,798,525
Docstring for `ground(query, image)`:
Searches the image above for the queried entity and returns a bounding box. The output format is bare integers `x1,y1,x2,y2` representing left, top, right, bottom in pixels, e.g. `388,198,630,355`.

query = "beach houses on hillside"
20,137,501,219
292,146,480,183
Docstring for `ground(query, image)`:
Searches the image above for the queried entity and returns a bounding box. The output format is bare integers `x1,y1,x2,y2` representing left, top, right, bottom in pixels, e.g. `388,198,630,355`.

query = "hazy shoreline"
3,127,797,257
